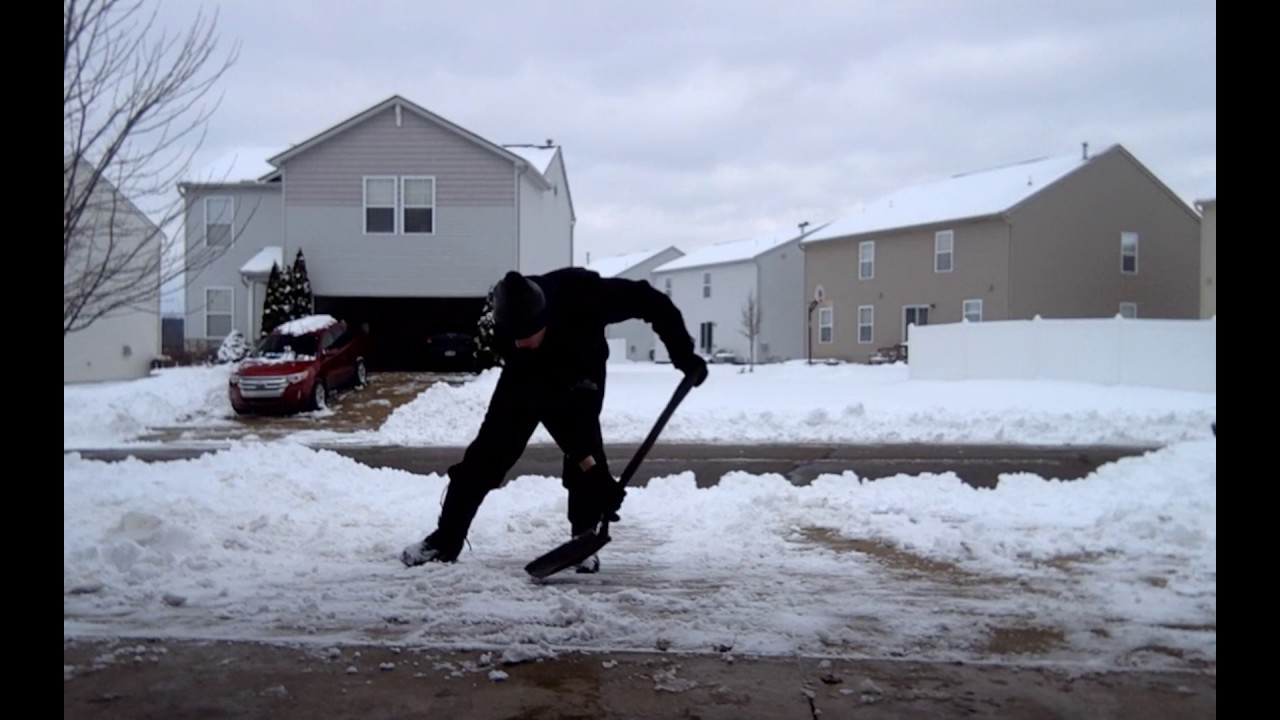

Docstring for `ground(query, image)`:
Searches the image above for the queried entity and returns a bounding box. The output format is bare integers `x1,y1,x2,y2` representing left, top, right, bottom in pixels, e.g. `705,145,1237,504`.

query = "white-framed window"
903,305,930,342
963,299,983,323
1121,231,1138,274
702,272,712,298
204,196,234,247
699,321,715,352
857,305,873,344
663,277,672,296
818,306,834,344
364,176,397,234
1119,302,1138,318
205,286,233,339
401,176,435,234
935,230,954,273
859,241,875,280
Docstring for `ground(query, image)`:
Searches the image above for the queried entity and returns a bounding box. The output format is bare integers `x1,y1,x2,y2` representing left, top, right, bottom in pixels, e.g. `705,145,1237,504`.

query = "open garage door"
315,296,487,371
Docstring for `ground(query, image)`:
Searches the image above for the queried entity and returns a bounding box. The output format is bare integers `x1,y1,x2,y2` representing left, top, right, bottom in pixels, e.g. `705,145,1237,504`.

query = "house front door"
903,305,930,343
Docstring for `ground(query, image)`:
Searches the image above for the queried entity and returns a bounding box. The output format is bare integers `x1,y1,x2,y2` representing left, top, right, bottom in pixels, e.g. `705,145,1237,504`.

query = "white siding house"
64,162,163,383
585,246,684,360
651,226,822,364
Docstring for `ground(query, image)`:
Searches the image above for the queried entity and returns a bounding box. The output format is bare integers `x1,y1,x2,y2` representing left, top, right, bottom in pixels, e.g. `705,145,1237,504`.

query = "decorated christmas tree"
290,248,315,318
475,285,503,368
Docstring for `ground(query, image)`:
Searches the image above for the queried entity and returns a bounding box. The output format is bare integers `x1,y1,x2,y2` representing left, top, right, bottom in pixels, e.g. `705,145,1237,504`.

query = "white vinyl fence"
908,316,1216,392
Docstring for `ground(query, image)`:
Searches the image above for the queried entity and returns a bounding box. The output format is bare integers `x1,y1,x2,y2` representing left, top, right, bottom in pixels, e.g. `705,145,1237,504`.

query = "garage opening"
315,296,487,371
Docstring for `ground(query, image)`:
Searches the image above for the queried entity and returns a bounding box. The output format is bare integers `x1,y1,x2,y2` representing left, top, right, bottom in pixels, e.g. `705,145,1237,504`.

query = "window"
818,307,834,344
401,176,435,234
205,197,233,247
1119,302,1137,319
664,277,672,296
935,230,954,273
1121,232,1138,274
205,286,233,338
702,272,712,298
857,305,873,344
963,299,983,323
903,305,929,342
699,321,715,352
859,241,875,279
364,177,396,234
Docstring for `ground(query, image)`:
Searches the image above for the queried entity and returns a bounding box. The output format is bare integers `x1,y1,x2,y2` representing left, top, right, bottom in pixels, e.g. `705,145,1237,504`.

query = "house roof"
654,228,820,273
803,148,1104,244
503,145,558,175
240,246,283,278
187,146,286,185
265,95,551,188
586,247,680,278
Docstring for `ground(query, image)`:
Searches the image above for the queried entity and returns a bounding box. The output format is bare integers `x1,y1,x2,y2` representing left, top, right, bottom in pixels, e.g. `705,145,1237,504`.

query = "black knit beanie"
492,271,547,340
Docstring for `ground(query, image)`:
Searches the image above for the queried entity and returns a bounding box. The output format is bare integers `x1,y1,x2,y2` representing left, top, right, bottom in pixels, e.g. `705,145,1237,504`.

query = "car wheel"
355,359,367,388
311,381,328,411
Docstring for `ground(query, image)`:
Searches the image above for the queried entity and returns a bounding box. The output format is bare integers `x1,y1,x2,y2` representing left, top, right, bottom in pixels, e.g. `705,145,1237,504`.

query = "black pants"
433,369,610,548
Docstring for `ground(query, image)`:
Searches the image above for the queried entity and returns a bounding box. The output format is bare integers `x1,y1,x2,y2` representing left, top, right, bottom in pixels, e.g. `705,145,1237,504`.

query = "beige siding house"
801,144,1202,362
1195,197,1216,318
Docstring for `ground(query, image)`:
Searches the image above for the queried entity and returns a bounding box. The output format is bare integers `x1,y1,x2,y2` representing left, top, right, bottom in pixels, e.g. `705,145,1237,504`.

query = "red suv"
229,315,369,415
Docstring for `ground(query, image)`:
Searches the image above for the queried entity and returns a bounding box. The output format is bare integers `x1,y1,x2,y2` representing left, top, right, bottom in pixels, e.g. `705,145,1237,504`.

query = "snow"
503,145,557,175
804,150,1091,244
63,362,1216,671
273,314,337,336
187,146,283,184
240,246,283,275
587,247,679,278
654,231,803,273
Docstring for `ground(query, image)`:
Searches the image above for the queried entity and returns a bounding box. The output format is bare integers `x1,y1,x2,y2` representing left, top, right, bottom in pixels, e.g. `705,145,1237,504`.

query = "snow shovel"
525,374,696,579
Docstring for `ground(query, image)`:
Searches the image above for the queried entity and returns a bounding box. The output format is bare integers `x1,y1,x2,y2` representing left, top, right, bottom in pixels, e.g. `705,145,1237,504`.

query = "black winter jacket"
496,267,695,389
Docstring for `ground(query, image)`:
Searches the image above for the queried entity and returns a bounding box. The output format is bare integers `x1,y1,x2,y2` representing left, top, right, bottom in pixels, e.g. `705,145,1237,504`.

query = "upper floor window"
703,272,712,298
401,177,435,234
205,197,234,247
963,298,983,322
935,230,954,273
364,177,396,234
1121,232,1138,274
859,241,875,280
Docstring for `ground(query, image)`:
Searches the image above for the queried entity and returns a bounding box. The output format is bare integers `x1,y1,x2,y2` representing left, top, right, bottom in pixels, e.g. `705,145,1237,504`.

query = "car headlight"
284,371,310,384
229,374,240,385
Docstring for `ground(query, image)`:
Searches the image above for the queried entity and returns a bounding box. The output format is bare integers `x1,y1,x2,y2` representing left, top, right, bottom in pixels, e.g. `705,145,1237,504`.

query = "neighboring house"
585,246,685,361
177,95,575,369
64,160,163,383
801,144,1202,362
1195,197,1216,318
651,226,823,364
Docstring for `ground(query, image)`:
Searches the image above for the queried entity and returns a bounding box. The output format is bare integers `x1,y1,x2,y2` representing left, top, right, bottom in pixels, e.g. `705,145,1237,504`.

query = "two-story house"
64,160,163,383
178,95,575,369
651,225,822,364
801,144,1201,362
585,246,684,361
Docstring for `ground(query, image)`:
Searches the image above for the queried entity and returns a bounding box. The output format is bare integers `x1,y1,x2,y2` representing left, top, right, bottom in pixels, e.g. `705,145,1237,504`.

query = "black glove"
673,352,709,386
584,462,626,523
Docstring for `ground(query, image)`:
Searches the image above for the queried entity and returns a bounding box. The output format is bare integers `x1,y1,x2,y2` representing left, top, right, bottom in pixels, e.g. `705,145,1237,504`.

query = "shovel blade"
525,529,612,579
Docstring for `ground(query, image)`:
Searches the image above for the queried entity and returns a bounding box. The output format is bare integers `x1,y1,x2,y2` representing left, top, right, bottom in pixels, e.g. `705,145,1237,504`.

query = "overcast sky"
164,0,1216,264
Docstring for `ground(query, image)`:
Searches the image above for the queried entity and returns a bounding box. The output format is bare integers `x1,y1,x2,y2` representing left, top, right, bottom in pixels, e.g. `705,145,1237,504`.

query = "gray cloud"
169,0,1215,261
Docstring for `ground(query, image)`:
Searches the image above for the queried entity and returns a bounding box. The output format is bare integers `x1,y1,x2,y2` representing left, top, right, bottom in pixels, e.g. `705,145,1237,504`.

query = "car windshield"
251,333,318,358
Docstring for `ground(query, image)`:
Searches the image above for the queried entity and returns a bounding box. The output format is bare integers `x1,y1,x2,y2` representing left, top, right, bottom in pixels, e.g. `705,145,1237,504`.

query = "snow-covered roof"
654,231,807,273
187,146,284,184
273,314,337,336
240,246,283,277
586,247,678,278
804,149,1098,244
503,145,558,174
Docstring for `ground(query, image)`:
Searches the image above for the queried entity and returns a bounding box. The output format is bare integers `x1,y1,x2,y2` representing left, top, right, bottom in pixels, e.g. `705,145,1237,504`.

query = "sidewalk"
64,638,1215,719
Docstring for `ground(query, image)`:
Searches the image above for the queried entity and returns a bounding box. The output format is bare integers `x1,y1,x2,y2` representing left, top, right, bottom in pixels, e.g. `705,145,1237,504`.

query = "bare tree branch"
739,292,763,372
64,0,241,336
